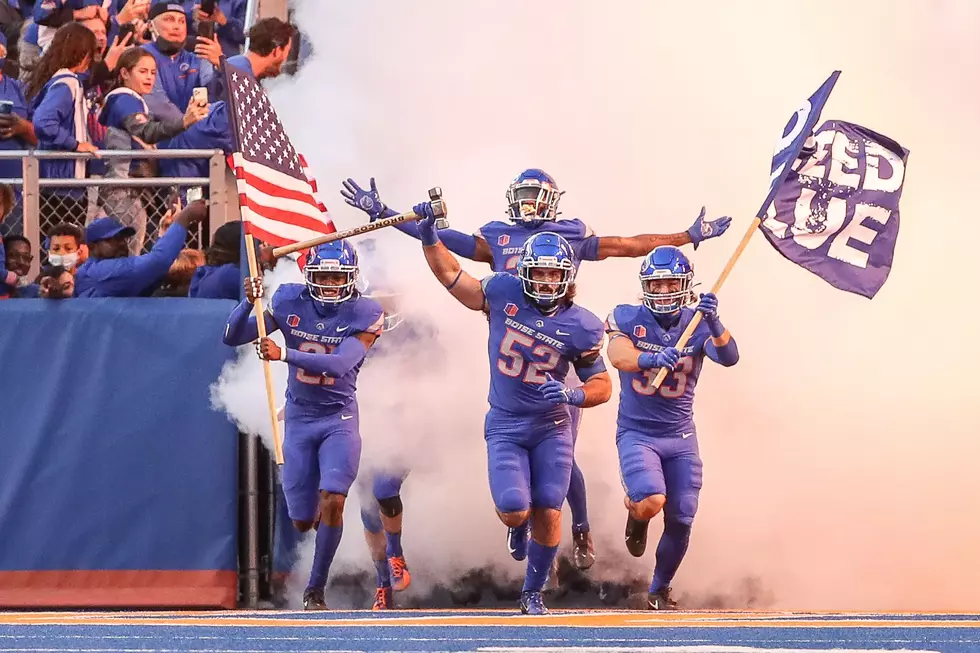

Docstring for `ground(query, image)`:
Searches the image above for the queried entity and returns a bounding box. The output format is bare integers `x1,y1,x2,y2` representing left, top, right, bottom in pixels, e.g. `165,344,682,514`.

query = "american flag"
223,61,336,253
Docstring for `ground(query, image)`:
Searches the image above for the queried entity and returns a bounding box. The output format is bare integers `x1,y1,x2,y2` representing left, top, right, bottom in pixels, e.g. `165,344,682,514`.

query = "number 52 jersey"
482,273,604,420
605,304,713,437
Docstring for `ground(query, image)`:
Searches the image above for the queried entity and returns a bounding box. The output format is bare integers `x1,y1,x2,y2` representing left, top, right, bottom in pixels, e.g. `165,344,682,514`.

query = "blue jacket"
31,71,88,184
75,223,188,297
157,101,233,179
142,42,215,115
188,262,239,299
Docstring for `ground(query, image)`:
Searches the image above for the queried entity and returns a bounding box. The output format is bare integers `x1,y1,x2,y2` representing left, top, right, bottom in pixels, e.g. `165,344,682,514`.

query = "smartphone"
186,186,204,204
117,22,137,43
0,101,13,116
197,20,215,40
192,87,208,107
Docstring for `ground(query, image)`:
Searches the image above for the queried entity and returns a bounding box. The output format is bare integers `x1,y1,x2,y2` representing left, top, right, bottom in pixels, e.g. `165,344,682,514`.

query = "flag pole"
244,232,285,465
649,217,761,390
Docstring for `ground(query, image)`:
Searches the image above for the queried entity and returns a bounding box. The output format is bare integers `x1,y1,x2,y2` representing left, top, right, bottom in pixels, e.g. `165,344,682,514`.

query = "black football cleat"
572,530,596,570
624,514,650,557
647,586,678,610
303,587,327,610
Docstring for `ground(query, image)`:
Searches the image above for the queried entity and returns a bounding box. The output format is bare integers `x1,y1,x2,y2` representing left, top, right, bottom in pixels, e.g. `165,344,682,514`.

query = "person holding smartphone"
194,0,246,58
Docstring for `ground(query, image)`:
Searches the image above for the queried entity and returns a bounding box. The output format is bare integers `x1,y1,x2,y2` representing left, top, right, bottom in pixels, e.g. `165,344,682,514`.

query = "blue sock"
374,557,391,588
385,531,403,558
522,539,559,593
306,523,343,591
566,461,590,533
650,520,692,593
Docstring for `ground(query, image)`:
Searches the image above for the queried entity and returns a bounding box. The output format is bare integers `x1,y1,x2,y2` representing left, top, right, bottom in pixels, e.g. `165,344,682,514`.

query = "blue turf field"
1,610,979,653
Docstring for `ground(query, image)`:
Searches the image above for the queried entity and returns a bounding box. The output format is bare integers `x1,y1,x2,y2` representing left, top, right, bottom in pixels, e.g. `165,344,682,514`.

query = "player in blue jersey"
341,169,731,571
222,240,385,610
604,246,739,610
411,205,612,614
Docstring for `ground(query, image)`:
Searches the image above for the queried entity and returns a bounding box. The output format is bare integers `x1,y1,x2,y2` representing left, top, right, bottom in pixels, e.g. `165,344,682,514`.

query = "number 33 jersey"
482,273,604,419
269,283,385,412
605,304,713,437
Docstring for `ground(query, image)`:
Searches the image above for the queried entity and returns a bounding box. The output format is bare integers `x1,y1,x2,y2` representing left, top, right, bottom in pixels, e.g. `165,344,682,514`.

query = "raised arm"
340,177,494,263
415,203,487,311
595,207,732,260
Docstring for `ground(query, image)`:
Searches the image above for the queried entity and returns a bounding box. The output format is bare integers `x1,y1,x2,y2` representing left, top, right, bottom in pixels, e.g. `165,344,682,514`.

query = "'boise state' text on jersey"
477,218,600,273
483,273,604,419
606,305,713,436
269,284,384,412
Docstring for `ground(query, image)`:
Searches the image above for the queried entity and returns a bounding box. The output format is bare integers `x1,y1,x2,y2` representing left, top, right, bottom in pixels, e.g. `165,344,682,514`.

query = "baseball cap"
86,217,136,243
149,1,186,20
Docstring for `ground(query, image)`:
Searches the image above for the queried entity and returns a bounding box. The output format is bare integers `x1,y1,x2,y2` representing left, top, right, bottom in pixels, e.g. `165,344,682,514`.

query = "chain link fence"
0,150,240,279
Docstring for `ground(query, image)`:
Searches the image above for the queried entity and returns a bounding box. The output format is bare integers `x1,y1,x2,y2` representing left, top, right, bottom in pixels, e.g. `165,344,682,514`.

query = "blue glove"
341,177,386,221
687,206,732,249
637,347,681,371
415,201,440,246
696,292,725,337
696,292,718,318
539,379,585,406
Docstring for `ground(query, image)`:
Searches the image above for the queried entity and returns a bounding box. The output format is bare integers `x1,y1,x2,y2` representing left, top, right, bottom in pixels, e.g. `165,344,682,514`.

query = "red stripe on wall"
0,570,237,609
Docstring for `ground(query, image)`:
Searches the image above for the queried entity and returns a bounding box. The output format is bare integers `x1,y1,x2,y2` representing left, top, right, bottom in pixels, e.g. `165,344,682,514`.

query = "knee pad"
495,486,531,515
377,495,403,519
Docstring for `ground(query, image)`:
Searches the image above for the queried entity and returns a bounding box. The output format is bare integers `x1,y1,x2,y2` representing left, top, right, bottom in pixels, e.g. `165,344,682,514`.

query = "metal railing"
0,149,240,279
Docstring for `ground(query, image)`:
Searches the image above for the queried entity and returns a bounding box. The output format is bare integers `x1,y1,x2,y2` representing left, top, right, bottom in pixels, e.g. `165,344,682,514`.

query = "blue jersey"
482,273,603,418
476,218,600,273
606,304,713,436
268,284,384,412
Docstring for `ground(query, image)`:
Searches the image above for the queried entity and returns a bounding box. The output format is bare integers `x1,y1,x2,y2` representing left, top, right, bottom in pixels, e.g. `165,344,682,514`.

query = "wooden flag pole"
650,217,762,390
244,233,285,465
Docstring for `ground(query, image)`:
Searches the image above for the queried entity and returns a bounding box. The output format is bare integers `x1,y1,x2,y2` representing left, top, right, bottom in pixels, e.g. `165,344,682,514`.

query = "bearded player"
341,169,730,571
605,245,739,609
411,202,611,614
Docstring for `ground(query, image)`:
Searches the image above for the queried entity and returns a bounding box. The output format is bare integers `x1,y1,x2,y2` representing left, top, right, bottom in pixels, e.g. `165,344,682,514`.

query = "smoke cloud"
212,0,980,610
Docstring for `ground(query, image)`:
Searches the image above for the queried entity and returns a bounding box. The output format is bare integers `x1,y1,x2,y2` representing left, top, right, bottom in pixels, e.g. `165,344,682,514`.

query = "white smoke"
212,0,980,610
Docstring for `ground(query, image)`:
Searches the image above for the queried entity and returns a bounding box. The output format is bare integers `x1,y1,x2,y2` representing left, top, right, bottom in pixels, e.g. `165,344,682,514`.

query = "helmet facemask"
640,272,696,314
506,180,561,222
306,263,357,304
519,257,575,311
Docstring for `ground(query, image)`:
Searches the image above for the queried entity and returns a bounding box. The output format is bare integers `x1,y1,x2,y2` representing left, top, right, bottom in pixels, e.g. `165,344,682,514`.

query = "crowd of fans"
0,0,296,300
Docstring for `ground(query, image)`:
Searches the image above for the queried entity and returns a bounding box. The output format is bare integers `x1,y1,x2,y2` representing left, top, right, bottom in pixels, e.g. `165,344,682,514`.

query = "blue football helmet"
506,168,563,222
639,246,697,314
304,240,359,304
517,231,576,310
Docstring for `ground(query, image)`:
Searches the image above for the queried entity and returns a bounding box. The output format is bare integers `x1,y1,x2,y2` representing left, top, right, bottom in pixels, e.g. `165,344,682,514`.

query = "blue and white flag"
759,120,909,298
756,71,840,219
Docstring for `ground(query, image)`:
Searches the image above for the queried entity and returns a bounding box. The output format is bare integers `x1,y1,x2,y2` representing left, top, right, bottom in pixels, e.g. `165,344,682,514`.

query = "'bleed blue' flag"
759,120,908,299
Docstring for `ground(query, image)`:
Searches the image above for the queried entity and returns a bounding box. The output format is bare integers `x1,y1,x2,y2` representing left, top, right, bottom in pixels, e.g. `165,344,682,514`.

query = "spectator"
155,96,230,179
0,30,36,235
188,218,238,298
36,263,74,298
45,221,87,271
152,246,201,296
25,22,99,226
99,46,207,255
192,0,244,59
73,198,205,297
141,1,219,122
17,19,38,79
225,16,292,81
0,231,31,297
